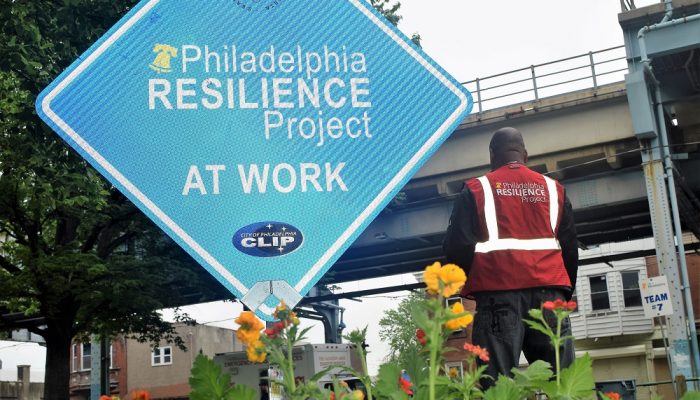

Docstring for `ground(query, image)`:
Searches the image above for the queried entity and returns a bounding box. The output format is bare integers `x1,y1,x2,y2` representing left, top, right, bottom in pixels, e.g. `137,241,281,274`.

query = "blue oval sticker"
232,221,304,257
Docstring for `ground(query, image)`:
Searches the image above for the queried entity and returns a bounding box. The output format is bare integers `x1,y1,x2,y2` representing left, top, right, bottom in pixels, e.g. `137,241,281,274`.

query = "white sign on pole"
639,275,674,318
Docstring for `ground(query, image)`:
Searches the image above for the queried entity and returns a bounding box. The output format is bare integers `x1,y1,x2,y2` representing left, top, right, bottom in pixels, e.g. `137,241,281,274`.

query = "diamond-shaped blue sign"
36,0,472,320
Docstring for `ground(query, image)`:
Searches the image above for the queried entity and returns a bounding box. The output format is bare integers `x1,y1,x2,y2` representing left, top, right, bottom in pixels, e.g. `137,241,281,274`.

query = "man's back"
460,162,571,296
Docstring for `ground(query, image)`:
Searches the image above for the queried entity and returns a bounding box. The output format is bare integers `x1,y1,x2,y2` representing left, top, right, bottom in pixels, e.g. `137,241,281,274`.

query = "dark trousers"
472,288,575,388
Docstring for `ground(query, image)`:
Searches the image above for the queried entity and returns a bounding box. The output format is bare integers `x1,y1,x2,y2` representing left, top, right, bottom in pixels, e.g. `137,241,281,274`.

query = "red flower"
463,342,490,362
265,328,278,338
131,390,151,400
399,376,413,395
415,328,427,346
604,392,621,400
543,299,576,311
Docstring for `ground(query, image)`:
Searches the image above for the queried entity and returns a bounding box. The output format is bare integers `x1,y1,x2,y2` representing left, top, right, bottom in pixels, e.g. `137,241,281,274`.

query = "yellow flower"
235,311,264,344
423,262,467,297
448,367,459,379
246,340,267,363
423,261,442,294
348,390,365,400
444,301,474,330
273,301,288,319
439,263,466,297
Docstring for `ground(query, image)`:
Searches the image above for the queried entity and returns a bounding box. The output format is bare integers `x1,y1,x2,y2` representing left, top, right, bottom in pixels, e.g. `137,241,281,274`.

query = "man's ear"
523,150,529,163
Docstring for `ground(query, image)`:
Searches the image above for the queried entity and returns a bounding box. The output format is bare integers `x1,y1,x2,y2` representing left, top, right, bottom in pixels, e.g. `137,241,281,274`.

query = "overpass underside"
323,80,700,284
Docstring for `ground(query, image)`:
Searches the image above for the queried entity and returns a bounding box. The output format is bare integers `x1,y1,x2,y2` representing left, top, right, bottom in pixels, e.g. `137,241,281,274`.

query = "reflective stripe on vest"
474,175,561,253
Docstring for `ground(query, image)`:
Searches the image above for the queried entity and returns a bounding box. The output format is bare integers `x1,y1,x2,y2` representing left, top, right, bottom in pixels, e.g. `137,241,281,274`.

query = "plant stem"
555,313,562,389
286,330,296,394
428,294,443,400
358,345,373,400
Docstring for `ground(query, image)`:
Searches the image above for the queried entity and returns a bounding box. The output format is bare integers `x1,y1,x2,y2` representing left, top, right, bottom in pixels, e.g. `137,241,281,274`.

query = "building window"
589,275,610,310
445,361,464,379
621,271,642,307
81,343,91,371
152,346,172,366
71,344,79,372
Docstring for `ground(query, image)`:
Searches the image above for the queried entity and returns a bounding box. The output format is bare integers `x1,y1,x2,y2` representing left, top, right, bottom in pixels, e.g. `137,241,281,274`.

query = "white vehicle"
214,343,365,399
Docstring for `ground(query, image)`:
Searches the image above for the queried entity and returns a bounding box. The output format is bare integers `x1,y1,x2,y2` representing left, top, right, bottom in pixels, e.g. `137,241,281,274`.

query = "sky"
0,0,662,382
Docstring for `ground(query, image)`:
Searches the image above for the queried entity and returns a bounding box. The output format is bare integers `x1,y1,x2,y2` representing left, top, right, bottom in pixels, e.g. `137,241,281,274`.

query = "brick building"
69,323,242,399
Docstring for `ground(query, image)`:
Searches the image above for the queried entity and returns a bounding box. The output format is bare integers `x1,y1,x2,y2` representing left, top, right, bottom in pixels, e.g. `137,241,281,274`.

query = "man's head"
489,127,527,170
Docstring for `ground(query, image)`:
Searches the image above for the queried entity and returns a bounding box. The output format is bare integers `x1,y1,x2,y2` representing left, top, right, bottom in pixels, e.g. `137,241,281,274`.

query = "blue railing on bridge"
462,45,629,114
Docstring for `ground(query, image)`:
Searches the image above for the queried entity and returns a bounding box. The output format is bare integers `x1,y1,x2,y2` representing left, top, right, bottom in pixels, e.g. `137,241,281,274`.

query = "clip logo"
233,221,303,257
149,43,177,73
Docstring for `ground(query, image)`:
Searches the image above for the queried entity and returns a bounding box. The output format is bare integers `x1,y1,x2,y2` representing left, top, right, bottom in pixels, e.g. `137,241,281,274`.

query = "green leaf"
483,375,525,400
681,392,700,400
409,301,430,331
189,354,233,400
374,362,403,397
400,348,428,389
224,384,256,400
523,317,554,337
512,359,553,388
556,353,595,399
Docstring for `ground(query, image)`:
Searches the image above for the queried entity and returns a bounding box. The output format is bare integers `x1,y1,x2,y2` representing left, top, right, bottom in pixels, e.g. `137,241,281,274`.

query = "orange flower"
444,301,474,330
246,340,267,363
99,396,111,400
448,367,460,379
235,311,265,344
464,342,490,363
131,390,150,400
236,326,262,344
423,262,466,297
604,392,621,400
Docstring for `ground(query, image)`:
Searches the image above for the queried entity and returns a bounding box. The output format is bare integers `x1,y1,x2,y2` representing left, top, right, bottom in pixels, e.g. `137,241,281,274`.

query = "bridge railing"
463,45,629,114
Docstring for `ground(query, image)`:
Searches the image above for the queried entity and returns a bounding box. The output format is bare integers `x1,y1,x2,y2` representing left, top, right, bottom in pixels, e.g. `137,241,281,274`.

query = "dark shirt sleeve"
442,188,479,276
558,193,579,298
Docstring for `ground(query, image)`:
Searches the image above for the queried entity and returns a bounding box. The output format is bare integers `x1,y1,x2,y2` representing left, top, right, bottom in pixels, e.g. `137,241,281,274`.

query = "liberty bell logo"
149,44,177,73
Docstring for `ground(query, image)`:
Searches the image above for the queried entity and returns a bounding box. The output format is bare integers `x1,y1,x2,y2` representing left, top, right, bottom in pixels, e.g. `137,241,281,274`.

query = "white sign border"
39,0,470,316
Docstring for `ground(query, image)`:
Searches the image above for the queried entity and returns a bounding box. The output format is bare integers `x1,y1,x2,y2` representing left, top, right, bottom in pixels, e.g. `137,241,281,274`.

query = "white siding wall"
570,261,653,339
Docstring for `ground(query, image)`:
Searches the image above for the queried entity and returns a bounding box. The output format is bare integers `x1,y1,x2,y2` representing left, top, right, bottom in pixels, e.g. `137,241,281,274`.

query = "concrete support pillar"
641,146,695,386
17,365,30,400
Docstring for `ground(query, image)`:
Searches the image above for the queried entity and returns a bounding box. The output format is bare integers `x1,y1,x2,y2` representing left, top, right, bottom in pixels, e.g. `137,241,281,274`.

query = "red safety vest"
461,163,571,296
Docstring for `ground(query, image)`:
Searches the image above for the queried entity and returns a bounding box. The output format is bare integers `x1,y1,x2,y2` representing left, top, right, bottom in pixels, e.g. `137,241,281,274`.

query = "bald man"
443,127,578,386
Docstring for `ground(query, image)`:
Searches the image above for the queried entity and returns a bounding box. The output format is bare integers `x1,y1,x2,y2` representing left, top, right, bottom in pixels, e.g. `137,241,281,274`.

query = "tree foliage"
369,0,422,46
377,291,425,367
0,1,228,398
